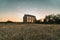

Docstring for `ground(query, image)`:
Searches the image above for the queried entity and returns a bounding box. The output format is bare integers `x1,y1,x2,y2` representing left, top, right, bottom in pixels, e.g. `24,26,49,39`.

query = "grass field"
0,23,60,40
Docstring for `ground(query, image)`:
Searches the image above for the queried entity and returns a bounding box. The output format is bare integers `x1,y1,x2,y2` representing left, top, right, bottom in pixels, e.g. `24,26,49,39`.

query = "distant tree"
44,14,60,24
54,14,60,24
44,14,55,24
6,20,13,23
36,19,44,24
35,20,40,24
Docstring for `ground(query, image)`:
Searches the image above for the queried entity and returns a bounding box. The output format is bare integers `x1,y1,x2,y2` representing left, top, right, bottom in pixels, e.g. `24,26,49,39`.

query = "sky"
0,0,60,22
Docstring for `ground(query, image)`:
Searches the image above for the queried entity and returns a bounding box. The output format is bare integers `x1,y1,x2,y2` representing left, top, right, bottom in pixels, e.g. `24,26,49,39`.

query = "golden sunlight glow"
0,17,20,22
0,8,60,22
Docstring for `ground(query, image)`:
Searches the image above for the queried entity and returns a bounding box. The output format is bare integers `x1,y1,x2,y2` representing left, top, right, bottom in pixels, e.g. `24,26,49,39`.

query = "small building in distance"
23,14,36,23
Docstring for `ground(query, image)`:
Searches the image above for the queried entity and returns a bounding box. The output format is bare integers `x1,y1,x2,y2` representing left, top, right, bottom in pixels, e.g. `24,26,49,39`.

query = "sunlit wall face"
0,0,60,22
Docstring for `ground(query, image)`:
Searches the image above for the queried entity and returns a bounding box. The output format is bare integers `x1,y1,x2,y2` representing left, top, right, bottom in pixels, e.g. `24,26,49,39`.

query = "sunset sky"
0,0,60,22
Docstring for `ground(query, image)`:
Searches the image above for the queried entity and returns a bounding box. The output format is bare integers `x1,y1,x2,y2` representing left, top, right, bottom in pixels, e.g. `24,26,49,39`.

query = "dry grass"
0,23,60,40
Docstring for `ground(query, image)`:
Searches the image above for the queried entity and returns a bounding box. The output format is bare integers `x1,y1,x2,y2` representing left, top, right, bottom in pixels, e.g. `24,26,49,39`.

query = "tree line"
36,14,60,24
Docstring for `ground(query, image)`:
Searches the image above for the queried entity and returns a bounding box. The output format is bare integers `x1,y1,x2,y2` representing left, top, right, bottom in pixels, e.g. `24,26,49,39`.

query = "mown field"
0,23,60,40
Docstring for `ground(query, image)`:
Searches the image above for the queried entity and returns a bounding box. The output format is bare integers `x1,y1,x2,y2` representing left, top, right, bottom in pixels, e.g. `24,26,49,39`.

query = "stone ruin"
23,14,36,23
